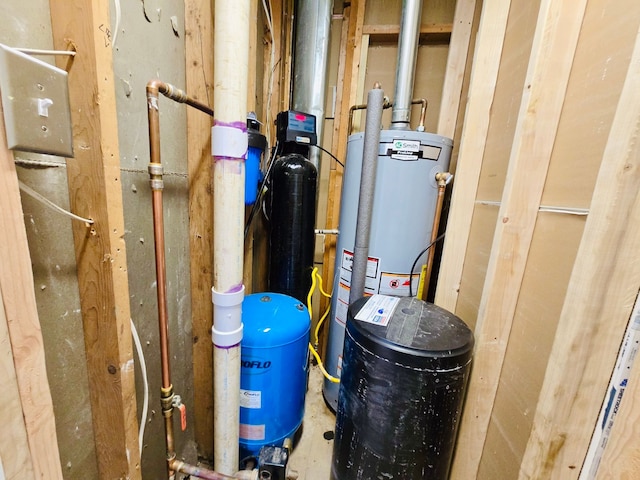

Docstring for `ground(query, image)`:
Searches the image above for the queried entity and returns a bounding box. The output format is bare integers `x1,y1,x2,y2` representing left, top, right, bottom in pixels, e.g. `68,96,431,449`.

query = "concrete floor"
288,365,336,480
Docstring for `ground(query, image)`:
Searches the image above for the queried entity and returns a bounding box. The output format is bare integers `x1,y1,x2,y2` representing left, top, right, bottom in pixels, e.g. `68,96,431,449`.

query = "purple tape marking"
226,283,244,294
213,119,247,131
212,120,248,162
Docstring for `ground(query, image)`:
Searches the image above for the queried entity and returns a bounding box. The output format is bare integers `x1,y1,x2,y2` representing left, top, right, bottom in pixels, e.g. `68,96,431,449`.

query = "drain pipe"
147,80,257,480
212,0,249,475
349,84,385,303
390,0,424,130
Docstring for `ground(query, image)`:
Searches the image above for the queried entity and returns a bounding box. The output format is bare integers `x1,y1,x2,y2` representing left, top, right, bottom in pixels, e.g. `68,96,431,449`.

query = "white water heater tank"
323,129,452,410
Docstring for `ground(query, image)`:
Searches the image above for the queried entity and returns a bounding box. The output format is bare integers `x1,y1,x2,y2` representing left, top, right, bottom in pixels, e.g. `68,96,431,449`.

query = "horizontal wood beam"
364,23,452,44
362,22,453,36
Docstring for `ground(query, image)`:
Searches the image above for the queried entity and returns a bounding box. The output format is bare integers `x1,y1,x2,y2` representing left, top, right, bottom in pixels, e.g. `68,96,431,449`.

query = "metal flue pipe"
292,0,332,169
212,0,250,475
390,0,424,130
147,80,253,480
349,85,385,303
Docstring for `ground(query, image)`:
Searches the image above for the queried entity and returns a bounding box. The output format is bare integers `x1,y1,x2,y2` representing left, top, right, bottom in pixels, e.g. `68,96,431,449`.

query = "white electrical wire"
112,0,122,50
130,319,149,455
18,180,94,224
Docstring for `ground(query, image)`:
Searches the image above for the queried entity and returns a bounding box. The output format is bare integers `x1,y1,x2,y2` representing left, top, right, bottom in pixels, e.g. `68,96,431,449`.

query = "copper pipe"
347,98,427,135
147,79,233,480
147,78,214,116
170,459,240,480
421,172,450,300
347,99,393,135
415,98,428,131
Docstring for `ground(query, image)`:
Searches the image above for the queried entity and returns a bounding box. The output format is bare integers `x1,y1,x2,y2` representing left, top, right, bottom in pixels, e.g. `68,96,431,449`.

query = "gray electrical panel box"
0,44,74,158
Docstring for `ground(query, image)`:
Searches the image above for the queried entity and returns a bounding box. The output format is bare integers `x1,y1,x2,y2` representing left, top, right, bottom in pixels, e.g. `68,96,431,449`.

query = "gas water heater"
322,130,452,409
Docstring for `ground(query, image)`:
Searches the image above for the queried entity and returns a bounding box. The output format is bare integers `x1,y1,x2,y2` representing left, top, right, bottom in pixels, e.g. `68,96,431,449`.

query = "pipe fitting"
212,285,245,347
435,171,453,187
160,385,175,414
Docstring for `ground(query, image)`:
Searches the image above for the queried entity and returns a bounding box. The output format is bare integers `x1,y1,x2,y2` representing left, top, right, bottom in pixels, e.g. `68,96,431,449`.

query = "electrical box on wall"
0,44,73,158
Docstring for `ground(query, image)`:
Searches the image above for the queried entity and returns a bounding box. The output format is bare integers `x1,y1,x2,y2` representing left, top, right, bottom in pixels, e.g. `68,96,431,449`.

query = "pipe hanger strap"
212,121,248,160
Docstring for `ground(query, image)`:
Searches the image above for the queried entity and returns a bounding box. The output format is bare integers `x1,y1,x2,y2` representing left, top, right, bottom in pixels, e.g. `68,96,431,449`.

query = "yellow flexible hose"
307,267,340,383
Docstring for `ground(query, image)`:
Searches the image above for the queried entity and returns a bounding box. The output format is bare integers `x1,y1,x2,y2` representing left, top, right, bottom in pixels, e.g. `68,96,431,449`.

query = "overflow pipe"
212,0,250,474
349,85,385,304
148,80,253,480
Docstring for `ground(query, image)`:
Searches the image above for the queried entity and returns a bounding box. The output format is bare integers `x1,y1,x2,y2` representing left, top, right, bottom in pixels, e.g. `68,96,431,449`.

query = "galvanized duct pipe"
390,0,424,130
292,0,332,169
349,85,384,303
212,0,250,475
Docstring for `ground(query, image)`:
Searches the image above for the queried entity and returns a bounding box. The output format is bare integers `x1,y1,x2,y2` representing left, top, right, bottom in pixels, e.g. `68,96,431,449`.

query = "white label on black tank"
354,295,400,327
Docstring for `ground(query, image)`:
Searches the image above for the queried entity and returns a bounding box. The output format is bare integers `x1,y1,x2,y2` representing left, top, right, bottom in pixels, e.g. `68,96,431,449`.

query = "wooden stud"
0,290,36,479
49,1,141,478
0,98,57,480
437,0,477,139
321,0,366,338
433,0,512,313
185,0,215,459
519,19,640,478
449,1,588,478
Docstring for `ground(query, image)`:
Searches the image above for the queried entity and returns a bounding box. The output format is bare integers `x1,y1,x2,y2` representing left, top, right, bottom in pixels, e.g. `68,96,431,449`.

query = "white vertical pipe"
212,0,250,474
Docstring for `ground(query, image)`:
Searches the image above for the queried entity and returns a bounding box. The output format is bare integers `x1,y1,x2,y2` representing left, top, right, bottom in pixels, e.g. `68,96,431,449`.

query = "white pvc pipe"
212,0,250,474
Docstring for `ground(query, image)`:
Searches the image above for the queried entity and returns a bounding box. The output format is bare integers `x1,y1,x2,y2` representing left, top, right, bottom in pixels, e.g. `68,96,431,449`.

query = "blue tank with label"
240,292,310,459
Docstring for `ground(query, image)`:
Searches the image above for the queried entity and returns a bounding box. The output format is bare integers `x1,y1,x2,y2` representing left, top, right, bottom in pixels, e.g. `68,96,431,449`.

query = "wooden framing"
449,1,588,477
321,0,366,342
0,98,61,480
434,0,511,312
436,0,477,139
185,0,216,459
519,19,640,478
49,1,141,478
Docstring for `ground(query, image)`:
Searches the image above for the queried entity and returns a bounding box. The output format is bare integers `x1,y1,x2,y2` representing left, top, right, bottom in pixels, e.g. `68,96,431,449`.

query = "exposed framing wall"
436,0,640,478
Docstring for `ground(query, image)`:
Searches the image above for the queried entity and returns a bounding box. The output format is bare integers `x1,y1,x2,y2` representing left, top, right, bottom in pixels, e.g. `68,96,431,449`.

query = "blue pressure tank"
240,293,310,460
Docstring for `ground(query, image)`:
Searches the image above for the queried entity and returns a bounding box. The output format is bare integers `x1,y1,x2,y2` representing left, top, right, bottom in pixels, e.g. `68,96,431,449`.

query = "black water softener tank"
331,296,474,480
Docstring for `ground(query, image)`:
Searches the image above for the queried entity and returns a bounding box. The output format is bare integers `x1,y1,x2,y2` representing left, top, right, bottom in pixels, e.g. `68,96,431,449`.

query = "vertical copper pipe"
422,175,448,300
147,80,236,480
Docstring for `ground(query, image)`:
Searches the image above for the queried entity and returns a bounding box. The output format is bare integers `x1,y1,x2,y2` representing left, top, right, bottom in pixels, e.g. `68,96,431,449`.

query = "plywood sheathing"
49,0,141,477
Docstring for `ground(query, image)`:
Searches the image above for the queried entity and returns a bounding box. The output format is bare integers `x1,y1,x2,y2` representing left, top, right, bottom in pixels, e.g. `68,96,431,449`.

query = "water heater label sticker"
379,272,419,297
340,249,381,294
335,282,350,325
355,295,400,327
239,423,265,441
240,389,262,409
